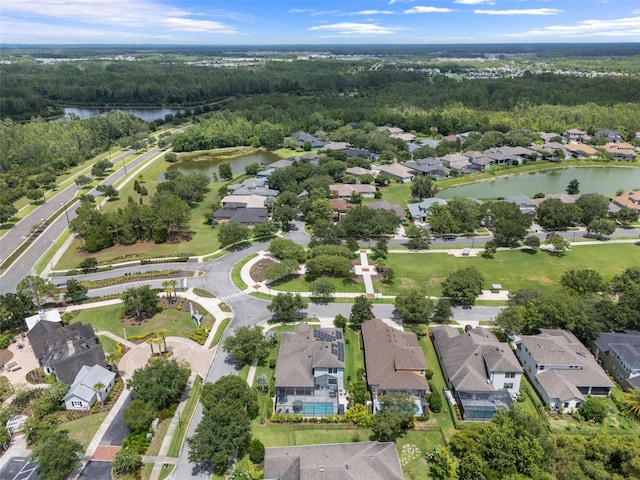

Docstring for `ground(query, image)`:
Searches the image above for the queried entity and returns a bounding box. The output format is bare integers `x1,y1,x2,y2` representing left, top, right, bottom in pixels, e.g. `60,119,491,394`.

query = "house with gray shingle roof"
407,198,448,223
264,441,404,480
63,364,116,410
505,195,536,215
590,330,640,390
361,320,429,416
274,323,347,416
515,329,614,412
431,326,522,420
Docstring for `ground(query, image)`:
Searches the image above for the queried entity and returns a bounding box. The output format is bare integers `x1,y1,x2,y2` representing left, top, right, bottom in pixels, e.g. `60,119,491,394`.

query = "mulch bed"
0,350,14,366
250,258,278,283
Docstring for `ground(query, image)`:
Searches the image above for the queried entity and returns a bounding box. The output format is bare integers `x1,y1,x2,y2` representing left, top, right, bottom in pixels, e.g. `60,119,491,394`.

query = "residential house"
441,153,471,165
431,326,523,420
227,178,279,198
323,141,351,151
448,160,477,175
361,319,430,416
539,132,561,142
590,330,640,390
330,184,376,200
63,364,116,410
595,129,623,143
532,193,580,208
25,309,62,331
603,143,637,161
341,149,378,162
329,198,351,221
404,158,450,179
257,168,275,179
377,126,404,135
264,442,404,480
471,156,495,171
483,149,516,166
505,195,536,215
345,167,375,183
214,195,269,224
611,190,640,212
290,132,325,149
274,323,347,416
27,321,106,385
407,198,448,223
294,152,326,164
515,329,614,412
563,129,589,144
409,139,440,154
390,132,416,143
564,143,598,158
442,134,459,143
268,159,295,170
366,200,404,220
376,163,414,183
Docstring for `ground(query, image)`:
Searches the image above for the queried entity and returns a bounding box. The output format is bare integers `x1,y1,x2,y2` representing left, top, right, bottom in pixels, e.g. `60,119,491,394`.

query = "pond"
437,167,640,199
167,150,281,179
63,107,186,122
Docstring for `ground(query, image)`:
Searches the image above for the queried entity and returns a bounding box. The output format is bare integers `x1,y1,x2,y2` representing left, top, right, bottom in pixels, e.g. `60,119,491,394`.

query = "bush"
429,387,443,413
0,334,12,350
189,328,209,345
248,438,265,463
578,397,608,424
122,432,151,454
112,448,143,475
425,368,434,380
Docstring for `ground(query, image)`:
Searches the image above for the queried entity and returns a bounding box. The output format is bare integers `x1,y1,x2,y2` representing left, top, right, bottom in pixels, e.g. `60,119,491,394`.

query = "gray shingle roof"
593,330,640,370
63,364,116,403
264,442,403,480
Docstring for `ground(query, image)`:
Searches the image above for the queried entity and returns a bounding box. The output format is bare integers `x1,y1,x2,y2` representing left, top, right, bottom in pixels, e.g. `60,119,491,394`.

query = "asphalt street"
76,461,112,480
0,457,39,480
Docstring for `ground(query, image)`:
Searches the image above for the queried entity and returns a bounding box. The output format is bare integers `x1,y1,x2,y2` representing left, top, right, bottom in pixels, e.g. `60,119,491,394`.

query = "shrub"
0,334,12,350
578,397,608,424
122,432,151,454
112,448,143,475
189,328,209,345
248,438,265,464
429,388,443,413
425,368,434,380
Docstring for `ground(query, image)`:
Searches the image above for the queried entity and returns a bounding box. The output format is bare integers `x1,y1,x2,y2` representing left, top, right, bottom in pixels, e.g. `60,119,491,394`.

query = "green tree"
561,269,603,296
575,193,610,225
97,184,119,199
614,206,639,224
371,237,388,260
17,275,59,309
164,152,177,163
244,162,260,176
429,204,457,235
433,299,453,323
218,161,233,181
0,203,18,224
218,221,250,247
74,175,92,187
268,238,306,262
248,438,265,464
394,288,434,324
566,179,580,195
310,277,336,304
123,399,155,433
112,448,143,476
411,175,437,200
121,285,158,319
267,293,307,321
429,446,459,480
350,295,374,326
305,255,353,281
484,201,531,247
127,359,190,411
536,198,574,231
523,235,540,252
375,259,395,284
578,397,607,423
546,235,571,255
482,240,497,258
441,267,485,306
264,259,299,284
200,375,259,419
405,224,431,249
333,314,348,330
271,204,297,231
371,392,415,441
223,327,268,366
622,389,640,420
587,217,616,237
32,430,83,480
63,279,87,303
78,257,98,273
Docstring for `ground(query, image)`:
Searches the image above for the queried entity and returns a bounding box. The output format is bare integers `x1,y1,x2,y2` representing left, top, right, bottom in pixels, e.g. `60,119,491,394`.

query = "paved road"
99,392,132,446
0,147,164,294
76,461,112,480
0,457,38,480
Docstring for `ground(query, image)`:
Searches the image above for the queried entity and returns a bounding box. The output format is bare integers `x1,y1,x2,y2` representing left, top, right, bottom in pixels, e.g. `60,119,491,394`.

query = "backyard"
373,243,640,296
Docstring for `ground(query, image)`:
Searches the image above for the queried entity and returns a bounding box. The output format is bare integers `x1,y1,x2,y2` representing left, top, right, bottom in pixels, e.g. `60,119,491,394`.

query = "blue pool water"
302,402,334,415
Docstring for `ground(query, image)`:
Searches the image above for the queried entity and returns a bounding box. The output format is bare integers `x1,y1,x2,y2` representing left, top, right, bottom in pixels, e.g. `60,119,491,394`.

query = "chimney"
67,339,75,356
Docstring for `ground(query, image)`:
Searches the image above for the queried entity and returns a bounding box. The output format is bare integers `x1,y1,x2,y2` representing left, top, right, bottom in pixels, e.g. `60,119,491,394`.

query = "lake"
438,167,640,199
167,150,281,179
63,107,186,122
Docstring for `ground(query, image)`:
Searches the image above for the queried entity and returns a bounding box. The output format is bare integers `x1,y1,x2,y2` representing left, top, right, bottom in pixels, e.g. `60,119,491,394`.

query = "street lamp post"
61,203,70,225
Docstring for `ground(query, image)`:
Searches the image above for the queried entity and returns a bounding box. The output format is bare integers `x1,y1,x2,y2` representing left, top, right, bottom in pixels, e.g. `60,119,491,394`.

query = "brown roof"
377,163,414,179
612,190,640,211
361,320,429,392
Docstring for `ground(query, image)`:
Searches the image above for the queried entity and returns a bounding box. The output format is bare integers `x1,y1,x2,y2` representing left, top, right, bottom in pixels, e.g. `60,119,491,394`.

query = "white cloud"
308,22,397,35
289,8,313,13
352,10,395,15
455,0,495,4
474,8,563,15
500,15,640,38
404,6,454,14
311,10,341,16
1,0,238,33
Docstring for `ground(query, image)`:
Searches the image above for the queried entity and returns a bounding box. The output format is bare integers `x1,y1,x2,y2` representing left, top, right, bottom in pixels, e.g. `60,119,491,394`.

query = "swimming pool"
302,402,334,415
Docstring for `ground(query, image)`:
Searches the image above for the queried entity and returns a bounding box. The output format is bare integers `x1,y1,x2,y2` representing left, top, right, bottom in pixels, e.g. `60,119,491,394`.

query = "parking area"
0,457,39,480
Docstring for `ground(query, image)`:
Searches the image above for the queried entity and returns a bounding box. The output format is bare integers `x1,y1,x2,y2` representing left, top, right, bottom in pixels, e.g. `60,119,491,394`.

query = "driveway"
77,461,112,480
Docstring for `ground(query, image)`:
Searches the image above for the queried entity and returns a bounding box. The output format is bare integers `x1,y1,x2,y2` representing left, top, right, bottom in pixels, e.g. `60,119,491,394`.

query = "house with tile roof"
27,321,106,385
603,142,637,161
63,364,116,410
431,326,522,420
564,143,599,158
515,329,614,412
361,319,429,416
611,190,640,212
274,323,347,417
590,330,640,390
264,441,404,480
329,184,376,200
376,163,414,183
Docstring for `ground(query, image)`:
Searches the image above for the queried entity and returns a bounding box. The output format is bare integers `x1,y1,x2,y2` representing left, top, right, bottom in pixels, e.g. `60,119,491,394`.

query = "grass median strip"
211,317,231,347
166,374,202,458
230,253,258,290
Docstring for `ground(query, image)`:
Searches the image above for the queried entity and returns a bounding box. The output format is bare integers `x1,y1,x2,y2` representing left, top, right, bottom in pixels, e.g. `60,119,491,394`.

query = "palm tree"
256,374,269,393
158,329,169,353
93,382,106,408
146,335,156,355
162,280,175,303
622,389,640,420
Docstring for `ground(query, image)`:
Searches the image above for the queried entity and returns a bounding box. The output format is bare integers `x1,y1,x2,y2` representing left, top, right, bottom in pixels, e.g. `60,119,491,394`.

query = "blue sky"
1,0,639,44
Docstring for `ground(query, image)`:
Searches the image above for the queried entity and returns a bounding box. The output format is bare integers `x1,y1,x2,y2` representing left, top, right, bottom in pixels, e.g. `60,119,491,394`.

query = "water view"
63,107,186,122
167,150,281,179
438,167,640,199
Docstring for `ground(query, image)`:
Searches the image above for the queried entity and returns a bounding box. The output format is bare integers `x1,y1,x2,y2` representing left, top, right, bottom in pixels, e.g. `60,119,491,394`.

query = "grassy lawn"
272,275,365,294
374,244,640,296
71,304,213,339
97,335,119,355
157,464,175,480
366,181,412,207
141,463,154,480
231,253,258,290
344,328,364,385
146,417,171,456
166,375,202,457
252,422,372,447
62,413,108,449
397,430,446,480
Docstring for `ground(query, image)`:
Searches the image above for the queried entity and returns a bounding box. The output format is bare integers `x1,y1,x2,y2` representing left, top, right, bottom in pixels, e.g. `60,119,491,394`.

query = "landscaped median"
166,375,202,457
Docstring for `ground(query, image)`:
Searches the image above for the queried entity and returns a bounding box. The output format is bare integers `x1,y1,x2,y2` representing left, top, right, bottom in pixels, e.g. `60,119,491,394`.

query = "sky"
1,0,639,45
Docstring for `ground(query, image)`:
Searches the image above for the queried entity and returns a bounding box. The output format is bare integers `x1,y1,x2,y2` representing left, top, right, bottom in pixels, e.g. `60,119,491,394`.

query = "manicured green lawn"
344,328,364,385
272,275,365,294
63,413,107,448
71,304,212,339
231,253,257,290
374,244,640,296
365,182,412,208
97,335,118,355
252,422,372,447
397,430,446,480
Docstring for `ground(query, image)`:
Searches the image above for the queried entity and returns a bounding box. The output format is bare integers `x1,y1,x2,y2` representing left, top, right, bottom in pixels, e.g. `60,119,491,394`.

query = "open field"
272,275,366,294
70,303,213,339
373,243,640,296
63,413,108,448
